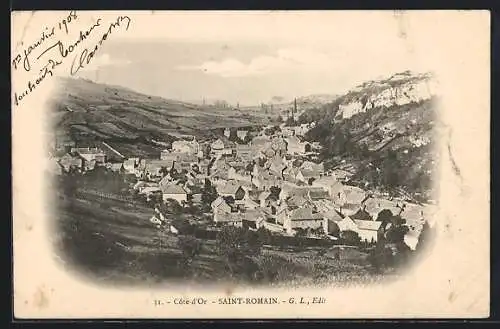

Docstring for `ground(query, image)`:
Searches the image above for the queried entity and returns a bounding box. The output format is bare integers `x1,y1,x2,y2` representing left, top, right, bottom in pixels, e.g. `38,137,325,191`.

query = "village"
48,102,437,253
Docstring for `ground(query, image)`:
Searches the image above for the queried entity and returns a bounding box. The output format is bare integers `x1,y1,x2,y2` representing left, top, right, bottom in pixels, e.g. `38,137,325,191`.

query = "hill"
48,77,268,157
299,71,441,203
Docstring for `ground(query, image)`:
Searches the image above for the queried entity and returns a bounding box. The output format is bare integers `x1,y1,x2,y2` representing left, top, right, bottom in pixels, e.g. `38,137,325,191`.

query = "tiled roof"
290,207,323,221
161,184,187,194
216,212,245,223
217,181,242,195
353,219,382,231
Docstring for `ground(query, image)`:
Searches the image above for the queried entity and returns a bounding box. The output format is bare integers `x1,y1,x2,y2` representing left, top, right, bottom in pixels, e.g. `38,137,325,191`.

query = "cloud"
79,53,132,72
177,48,334,78
175,45,424,84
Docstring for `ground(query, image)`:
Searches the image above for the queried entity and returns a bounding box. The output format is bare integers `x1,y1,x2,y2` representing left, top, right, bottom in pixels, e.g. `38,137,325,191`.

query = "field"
48,77,272,158
52,172,394,287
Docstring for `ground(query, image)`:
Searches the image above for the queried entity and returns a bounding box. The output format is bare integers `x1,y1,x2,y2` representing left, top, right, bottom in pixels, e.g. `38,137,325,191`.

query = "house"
174,154,198,172
71,147,107,164
364,197,402,220
300,161,324,172
160,149,178,161
322,212,342,236
258,191,272,208
211,196,232,215
268,156,287,178
140,186,162,201
400,202,425,224
107,162,123,172
312,175,342,197
296,168,321,184
313,198,338,214
352,219,383,243
150,216,163,226
338,216,382,243
334,185,368,216
236,130,248,141
252,171,282,191
158,175,174,190
54,137,76,153
161,183,188,204
142,159,174,180
285,136,310,155
217,181,246,201
279,182,301,200
242,210,265,230
322,208,343,223
211,138,234,157
307,188,331,201
270,138,288,157
337,216,359,232
242,197,260,210
250,136,271,150
287,193,315,209
282,166,301,184
350,208,373,221
281,127,295,137
235,144,253,161
59,153,83,172
172,139,200,154
211,138,225,155
83,159,96,171
283,207,324,235
196,159,211,176
293,123,312,137
213,212,244,227
123,158,139,174
227,166,252,183
331,169,353,182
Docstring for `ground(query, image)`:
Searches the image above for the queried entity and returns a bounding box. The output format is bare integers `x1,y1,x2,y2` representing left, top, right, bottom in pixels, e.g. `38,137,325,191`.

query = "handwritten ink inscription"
12,11,131,107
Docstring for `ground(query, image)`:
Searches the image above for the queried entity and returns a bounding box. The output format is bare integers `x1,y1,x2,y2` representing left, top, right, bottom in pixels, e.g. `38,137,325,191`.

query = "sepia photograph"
12,10,490,318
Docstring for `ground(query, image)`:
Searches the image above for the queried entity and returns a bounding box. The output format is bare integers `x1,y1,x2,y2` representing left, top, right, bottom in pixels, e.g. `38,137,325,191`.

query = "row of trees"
367,208,436,272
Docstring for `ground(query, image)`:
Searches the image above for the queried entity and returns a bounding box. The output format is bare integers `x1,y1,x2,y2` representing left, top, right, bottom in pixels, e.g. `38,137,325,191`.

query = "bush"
216,226,262,263
340,230,361,246
177,236,202,265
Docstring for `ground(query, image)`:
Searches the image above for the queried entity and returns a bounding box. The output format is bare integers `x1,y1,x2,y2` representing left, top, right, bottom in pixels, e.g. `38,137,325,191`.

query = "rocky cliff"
337,71,439,119
301,71,441,203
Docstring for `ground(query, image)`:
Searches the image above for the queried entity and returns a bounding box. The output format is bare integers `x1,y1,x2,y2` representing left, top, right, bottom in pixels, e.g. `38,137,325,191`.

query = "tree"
216,226,263,274
177,236,202,265
159,166,170,177
369,211,412,272
165,198,182,214
376,209,394,222
201,179,217,207
285,117,296,127
243,134,253,145
256,226,273,245
340,230,361,246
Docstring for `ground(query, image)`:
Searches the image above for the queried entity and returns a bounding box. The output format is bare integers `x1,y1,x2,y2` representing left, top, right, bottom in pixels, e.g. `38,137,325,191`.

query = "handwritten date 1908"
58,11,78,34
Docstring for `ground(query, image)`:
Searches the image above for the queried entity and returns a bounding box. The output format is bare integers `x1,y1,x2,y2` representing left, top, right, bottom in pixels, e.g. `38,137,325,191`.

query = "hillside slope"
48,77,266,157
300,71,441,203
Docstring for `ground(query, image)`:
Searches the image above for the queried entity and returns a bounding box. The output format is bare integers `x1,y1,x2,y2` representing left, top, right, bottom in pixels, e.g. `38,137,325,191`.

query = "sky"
13,11,463,106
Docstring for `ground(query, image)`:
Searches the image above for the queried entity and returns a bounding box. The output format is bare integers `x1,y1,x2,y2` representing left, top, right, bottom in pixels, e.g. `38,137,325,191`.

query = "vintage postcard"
11,10,490,319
